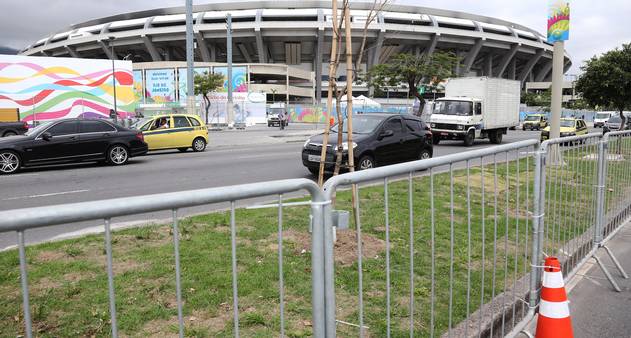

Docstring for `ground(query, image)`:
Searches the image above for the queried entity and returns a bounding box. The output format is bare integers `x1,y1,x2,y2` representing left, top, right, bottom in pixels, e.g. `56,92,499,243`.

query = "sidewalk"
207,123,323,148
523,223,631,337
567,223,631,338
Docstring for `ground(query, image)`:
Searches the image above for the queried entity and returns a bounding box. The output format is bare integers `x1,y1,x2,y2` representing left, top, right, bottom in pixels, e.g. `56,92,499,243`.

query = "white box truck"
429,77,520,146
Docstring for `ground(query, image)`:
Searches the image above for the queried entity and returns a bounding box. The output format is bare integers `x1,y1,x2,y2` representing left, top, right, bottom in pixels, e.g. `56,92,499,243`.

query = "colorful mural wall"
213,66,248,92
177,67,209,101
0,54,134,123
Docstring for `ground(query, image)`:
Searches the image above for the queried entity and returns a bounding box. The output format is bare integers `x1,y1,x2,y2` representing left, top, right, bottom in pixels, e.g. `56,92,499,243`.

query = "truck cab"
430,97,499,146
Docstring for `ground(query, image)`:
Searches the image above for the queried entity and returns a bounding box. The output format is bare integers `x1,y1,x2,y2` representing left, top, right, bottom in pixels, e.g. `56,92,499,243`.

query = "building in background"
17,0,572,120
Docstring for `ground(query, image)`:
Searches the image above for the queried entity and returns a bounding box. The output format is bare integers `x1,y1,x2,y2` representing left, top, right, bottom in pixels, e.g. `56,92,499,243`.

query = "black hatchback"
0,118,148,174
302,114,433,174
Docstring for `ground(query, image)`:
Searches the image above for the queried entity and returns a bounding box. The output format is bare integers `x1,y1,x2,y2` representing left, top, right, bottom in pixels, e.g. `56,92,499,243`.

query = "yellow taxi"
135,114,209,152
540,118,588,141
522,114,548,130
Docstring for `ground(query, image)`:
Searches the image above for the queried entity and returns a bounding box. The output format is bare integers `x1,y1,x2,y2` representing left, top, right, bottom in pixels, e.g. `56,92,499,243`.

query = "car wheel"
464,130,475,147
358,155,375,170
3,131,17,137
432,135,441,145
192,137,207,152
419,148,432,160
107,145,129,166
178,148,188,152
0,150,20,174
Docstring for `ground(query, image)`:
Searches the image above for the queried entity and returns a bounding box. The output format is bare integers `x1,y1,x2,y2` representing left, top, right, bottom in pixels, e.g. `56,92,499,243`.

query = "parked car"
604,114,631,131
0,121,28,137
0,108,28,137
540,118,588,141
0,118,148,175
134,114,208,152
522,114,548,131
302,114,433,175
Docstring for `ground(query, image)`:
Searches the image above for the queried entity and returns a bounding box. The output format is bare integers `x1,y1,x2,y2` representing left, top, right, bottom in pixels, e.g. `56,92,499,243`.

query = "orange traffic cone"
535,257,574,338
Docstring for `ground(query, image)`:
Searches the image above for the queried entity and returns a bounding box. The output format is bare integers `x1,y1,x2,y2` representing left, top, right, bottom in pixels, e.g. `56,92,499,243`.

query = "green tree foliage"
194,72,225,124
522,88,552,111
365,51,460,109
576,43,631,126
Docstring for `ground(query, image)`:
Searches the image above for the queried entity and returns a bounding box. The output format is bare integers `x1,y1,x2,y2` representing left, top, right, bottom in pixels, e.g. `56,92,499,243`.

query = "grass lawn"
2,144,627,337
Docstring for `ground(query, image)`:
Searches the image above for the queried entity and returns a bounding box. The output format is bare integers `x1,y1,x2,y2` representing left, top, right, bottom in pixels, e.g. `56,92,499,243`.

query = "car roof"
151,114,201,118
357,113,422,120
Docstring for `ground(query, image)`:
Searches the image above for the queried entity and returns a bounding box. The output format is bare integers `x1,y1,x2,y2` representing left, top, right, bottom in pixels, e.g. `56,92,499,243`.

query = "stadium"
17,0,572,116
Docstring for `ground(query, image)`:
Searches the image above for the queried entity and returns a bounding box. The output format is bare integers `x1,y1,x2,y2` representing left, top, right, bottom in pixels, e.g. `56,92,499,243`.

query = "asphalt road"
0,128,543,249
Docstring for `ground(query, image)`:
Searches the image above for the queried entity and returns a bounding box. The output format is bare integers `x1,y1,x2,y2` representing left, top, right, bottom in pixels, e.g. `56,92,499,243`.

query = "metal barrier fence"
323,140,540,337
0,179,328,338
2,133,631,338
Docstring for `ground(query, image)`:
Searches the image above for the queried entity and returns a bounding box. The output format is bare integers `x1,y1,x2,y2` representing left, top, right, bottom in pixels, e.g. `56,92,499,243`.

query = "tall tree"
194,72,225,124
365,51,460,111
575,43,631,130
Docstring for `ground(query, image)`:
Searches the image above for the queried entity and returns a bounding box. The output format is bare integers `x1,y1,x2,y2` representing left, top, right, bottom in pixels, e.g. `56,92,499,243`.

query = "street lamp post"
108,36,118,123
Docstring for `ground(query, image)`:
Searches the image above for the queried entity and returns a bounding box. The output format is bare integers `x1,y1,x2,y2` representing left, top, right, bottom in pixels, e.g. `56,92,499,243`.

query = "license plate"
308,154,321,162
441,132,449,136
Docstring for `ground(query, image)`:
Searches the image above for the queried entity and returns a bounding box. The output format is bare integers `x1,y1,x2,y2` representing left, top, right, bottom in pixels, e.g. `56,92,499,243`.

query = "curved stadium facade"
20,0,571,106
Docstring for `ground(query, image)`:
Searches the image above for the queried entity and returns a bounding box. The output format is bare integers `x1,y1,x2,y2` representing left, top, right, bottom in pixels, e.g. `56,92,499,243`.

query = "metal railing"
2,132,631,337
323,140,539,337
0,179,328,338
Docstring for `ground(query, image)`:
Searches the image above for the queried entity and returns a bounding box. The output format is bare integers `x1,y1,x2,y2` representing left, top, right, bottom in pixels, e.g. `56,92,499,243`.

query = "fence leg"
602,245,629,279
593,255,622,292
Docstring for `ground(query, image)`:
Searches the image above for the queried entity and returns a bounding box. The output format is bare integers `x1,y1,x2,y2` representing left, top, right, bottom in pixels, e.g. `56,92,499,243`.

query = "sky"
0,0,628,74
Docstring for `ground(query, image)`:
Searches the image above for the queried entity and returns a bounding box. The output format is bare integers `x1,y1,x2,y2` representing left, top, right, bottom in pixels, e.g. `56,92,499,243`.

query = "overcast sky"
0,0,628,74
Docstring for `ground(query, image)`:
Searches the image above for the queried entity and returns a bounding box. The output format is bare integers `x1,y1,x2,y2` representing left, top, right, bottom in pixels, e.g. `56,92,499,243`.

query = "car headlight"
456,125,465,130
303,139,310,148
341,142,358,151
431,123,436,128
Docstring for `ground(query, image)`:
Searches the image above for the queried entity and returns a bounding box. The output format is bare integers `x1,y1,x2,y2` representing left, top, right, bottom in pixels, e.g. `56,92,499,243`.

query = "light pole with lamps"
108,36,118,123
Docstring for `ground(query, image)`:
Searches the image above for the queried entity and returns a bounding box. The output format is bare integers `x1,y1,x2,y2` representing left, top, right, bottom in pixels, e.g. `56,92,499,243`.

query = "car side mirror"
379,129,394,140
41,132,52,141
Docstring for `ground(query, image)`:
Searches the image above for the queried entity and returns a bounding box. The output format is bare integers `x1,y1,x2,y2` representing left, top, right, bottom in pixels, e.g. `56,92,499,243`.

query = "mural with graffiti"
288,104,328,123
0,55,135,123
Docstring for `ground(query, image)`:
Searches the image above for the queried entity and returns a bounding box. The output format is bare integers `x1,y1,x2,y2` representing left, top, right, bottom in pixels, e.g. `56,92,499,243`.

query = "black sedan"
0,118,148,174
302,114,433,175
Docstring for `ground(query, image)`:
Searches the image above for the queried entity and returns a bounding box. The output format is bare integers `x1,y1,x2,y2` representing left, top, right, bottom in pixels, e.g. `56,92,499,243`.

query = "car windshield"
433,100,473,116
596,113,610,119
560,120,575,128
331,115,384,134
132,118,152,131
24,121,53,136
525,116,541,121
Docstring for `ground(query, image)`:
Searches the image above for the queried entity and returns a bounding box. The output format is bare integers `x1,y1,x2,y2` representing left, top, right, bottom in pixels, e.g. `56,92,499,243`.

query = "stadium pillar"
185,0,196,116
226,14,234,128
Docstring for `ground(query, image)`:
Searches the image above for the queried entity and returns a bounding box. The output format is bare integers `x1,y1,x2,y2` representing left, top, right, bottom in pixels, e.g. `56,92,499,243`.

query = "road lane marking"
2,189,90,201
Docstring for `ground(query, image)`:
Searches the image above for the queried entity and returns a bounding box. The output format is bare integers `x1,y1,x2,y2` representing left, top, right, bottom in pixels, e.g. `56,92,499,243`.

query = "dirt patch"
134,304,234,337
258,229,311,254
31,277,62,293
112,259,147,275
335,230,385,267
35,250,67,263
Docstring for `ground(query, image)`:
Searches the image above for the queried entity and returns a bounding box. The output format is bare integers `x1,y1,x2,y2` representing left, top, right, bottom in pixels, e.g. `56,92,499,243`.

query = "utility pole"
226,14,234,128
547,1,570,164
108,36,118,124
185,0,195,115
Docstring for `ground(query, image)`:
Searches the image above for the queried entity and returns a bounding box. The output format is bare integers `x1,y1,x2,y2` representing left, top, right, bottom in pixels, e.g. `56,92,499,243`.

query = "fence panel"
602,131,631,240
0,179,326,338
322,140,539,338
538,134,602,282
